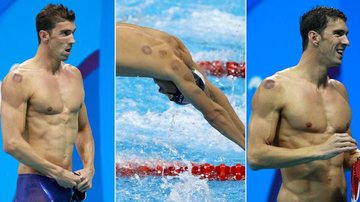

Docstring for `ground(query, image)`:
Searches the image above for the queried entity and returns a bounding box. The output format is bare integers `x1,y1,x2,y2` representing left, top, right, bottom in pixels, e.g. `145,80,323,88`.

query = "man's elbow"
3,139,18,155
247,150,264,171
78,123,91,134
203,108,225,126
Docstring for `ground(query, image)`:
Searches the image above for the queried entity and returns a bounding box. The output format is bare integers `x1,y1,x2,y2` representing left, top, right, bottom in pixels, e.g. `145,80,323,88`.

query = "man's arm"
1,71,80,188
74,103,95,193
169,62,245,149
206,82,245,148
248,78,357,170
331,80,360,168
116,23,242,148
168,35,245,149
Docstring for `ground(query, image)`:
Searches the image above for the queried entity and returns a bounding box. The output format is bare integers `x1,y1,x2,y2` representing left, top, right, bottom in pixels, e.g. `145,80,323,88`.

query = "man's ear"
39,30,50,44
308,30,320,47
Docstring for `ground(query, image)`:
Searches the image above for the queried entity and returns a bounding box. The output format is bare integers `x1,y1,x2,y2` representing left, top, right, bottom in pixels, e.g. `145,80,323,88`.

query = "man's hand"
73,168,95,193
344,148,360,168
348,149,360,165
54,169,82,189
317,133,357,160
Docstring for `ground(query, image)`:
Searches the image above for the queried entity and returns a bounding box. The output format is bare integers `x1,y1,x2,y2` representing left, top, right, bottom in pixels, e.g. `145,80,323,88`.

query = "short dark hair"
300,6,346,51
36,4,75,43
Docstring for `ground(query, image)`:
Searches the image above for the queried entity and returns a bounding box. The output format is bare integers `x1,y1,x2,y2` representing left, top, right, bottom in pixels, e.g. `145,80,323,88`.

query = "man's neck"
295,49,331,88
33,45,62,74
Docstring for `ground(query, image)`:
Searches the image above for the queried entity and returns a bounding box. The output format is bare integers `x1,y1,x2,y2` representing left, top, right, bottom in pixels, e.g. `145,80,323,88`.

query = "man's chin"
60,56,70,62
330,59,342,67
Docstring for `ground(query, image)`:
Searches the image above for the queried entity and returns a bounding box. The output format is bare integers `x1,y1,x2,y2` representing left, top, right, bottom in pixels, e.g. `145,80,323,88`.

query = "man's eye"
334,31,345,36
62,30,72,36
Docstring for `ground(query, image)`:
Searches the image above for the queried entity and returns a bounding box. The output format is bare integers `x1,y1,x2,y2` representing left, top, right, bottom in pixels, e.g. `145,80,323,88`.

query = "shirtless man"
248,6,359,201
116,23,245,149
1,4,94,201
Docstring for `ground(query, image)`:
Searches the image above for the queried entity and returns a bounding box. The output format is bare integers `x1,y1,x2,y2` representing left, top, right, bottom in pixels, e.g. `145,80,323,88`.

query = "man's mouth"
65,48,71,53
336,48,344,56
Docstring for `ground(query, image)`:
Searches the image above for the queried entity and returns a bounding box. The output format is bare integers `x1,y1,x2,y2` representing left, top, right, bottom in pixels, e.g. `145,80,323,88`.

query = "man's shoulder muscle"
329,79,348,100
2,68,32,108
253,73,286,110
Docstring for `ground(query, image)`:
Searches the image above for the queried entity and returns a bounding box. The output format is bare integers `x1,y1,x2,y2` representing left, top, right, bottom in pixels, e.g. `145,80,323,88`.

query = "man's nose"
69,34,76,44
342,35,350,46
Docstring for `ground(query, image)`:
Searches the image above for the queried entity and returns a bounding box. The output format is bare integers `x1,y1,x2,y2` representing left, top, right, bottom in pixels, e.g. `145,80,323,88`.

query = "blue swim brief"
14,174,72,202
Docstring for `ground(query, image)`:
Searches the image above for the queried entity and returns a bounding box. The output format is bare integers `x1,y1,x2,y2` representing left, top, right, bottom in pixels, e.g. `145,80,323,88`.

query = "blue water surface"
116,0,245,201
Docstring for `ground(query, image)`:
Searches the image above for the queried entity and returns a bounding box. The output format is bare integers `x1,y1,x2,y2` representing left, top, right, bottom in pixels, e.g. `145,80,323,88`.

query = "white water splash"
164,173,212,202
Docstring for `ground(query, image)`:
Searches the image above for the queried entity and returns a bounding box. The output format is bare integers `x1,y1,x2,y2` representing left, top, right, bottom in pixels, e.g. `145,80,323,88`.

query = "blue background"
247,0,360,201
0,1,114,201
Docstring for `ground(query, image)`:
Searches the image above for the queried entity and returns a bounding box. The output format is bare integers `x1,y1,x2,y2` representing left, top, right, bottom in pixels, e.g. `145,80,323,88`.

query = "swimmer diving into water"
116,23,245,149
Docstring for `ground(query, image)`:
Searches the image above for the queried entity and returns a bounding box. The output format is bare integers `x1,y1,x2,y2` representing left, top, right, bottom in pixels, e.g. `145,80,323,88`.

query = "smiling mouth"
336,48,345,58
65,48,71,53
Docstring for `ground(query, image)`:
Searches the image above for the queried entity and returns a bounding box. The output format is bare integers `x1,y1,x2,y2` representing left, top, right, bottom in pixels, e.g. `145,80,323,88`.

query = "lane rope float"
116,161,245,181
196,61,245,78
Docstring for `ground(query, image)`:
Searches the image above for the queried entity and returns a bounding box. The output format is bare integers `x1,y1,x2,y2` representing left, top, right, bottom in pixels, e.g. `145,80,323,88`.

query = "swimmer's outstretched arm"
248,78,357,170
168,63,245,149
170,34,245,149
74,102,95,193
206,82,245,148
1,70,81,188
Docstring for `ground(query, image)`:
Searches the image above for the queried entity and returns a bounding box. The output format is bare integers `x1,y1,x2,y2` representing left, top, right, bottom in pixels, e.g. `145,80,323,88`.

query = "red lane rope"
197,61,246,78
116,161,245,181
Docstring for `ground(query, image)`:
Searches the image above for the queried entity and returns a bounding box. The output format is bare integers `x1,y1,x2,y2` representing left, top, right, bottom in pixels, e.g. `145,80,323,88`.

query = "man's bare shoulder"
116,22,137,28
2,63,34,106
252,71,290,111
116,22,134,31
117,22,170,42
64,64,83,80
258,72,288,93
329,79,348,100
116,23,147,34
3,61,34,85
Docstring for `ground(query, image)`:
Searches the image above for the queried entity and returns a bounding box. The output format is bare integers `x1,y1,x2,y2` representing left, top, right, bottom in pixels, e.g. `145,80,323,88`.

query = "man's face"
154,79,178,100
318,18,350,67
48,21,76,61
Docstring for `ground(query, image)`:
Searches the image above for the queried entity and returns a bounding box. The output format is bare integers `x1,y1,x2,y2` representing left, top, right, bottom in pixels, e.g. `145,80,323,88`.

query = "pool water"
116,77,245,201
116,0,245,201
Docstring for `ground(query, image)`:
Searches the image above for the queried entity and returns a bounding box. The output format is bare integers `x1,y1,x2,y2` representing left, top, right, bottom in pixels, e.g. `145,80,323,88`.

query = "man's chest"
28,75,84,115
280,85,351,133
